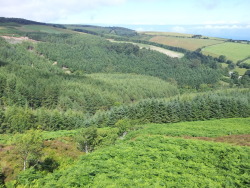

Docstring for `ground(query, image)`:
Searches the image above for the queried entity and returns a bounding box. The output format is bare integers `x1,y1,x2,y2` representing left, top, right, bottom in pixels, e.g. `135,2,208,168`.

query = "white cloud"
203,20,240,25
198,0,220,10
0,0,127,22
170,26,186,33
196,24,249,30
135,27,145,31
0,0,163,23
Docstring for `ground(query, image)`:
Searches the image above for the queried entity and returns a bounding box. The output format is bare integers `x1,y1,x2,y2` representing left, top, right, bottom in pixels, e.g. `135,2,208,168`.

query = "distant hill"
68,25,138,37
0,17,138,37
0,17,47,25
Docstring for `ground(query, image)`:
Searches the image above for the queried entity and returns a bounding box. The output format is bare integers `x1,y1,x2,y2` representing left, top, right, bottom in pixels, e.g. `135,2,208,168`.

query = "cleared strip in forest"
183,134,250,146
1,35,37,44
107,39,184,58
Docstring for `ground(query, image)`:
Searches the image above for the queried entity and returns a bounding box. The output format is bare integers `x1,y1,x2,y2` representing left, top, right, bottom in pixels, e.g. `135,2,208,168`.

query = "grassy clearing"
202,42,250,62
108,39,184,58
127,118,250,139
87,73,179,92
2,118,248,145
18,25,75,34
234,67,247,75
221,63,228,68
0,25,78,36
149,36,225,51
243,59,250,65
0,26,22,36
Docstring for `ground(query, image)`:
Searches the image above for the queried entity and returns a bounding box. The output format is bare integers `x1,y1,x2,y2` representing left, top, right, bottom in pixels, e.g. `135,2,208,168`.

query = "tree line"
1,88,248,133
85,89,250,127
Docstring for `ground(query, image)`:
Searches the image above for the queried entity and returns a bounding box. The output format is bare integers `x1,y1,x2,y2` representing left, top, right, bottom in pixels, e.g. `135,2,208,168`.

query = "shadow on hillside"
0,61,8,67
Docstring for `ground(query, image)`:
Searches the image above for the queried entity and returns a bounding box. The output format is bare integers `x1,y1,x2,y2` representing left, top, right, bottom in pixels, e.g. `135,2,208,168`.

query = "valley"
0,17,249,187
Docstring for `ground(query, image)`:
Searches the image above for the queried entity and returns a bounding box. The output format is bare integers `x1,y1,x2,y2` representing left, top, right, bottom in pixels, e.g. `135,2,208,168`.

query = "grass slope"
128,118,250,139
58,73,179,112
243,59,250,65
140,31,195,37
202,42,250,62
149,36,225,51
0,24,77,36
234,67,248,75
87,73,179,99
18,25,74,34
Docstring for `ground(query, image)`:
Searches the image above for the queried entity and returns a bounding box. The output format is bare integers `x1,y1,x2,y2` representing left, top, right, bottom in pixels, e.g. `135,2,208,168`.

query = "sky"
1,0,250,39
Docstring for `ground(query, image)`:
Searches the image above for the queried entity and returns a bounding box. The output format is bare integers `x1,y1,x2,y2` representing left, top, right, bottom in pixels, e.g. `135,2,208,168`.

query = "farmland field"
202,42,250,62
140,31,194,37
149,36,225,51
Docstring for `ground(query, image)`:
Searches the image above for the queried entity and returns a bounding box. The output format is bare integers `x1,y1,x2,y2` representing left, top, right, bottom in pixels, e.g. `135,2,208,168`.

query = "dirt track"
1,36,37,44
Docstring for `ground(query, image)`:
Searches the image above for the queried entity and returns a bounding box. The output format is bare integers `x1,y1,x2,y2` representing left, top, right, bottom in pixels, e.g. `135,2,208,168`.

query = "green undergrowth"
1,117,249,145
1,117,247,187
24,129,250,187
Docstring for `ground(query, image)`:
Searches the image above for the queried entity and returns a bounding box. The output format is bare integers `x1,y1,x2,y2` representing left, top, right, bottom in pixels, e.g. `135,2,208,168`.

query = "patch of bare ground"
183,134,250,146
43,138,83,158
148,45,184,58
107,39,184,58
0,137,83,182
1,36,37,44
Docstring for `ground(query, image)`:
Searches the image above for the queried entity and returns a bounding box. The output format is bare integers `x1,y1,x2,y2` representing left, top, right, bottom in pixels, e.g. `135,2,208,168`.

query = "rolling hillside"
149,35,225,51
0,17,250,187
140,31,250,75
3,118,248,187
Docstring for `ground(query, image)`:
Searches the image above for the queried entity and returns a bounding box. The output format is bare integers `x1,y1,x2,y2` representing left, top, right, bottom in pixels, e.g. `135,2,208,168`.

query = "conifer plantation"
0,18,249,187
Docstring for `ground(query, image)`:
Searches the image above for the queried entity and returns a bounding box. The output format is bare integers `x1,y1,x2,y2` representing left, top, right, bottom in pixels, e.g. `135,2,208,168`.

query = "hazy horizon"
1,0,250,40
